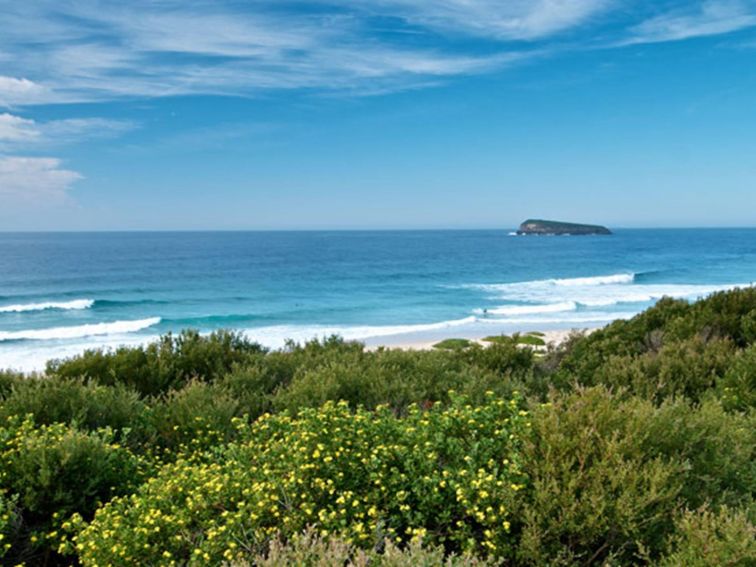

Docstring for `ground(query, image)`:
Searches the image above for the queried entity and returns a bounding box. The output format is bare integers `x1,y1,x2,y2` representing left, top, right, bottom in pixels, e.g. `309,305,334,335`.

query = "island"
516,219,612,235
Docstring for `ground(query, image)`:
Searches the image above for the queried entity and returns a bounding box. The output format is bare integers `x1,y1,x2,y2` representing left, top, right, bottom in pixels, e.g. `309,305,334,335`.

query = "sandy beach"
365,327,593,351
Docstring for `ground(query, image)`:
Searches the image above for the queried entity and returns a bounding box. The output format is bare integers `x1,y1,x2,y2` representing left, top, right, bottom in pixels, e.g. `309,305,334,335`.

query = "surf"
0,299,95,313
0,317,161,342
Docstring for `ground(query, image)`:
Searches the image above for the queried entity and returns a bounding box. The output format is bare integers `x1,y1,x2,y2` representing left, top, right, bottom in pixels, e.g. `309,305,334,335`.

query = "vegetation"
433,338,474,350
0,287,753,565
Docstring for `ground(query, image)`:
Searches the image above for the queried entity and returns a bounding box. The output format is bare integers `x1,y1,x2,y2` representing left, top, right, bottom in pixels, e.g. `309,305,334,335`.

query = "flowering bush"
71,394,528,565
0,490,19,559
0,417,144,563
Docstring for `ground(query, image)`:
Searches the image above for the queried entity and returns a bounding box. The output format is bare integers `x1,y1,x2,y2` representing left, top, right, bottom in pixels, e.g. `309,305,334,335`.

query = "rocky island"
516,219,612,236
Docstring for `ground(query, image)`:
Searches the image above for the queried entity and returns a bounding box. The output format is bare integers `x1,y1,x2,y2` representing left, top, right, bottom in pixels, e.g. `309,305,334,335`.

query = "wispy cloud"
625,1,756,45
0,1,591,105
0,1,755,106
0,113,135,151
0,156,81,202
346,0,615,40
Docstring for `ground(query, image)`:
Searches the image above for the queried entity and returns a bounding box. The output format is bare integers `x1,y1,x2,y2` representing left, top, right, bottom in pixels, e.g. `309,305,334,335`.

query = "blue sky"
1,0,755,230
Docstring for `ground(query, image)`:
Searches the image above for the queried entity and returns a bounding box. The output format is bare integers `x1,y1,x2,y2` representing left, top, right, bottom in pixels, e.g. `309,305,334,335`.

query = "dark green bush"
517,388,684,565
146,380,241,455
642,398,755,510
592,336,735,403
47,330,265,396
718,343,756,412
433,338,474,351
0,377,145,433
0,371,22,400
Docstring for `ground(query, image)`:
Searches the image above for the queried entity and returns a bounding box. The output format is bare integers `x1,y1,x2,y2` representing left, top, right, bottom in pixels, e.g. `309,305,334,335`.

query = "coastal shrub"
517,388,684,565
272,348,519,414
658,506,756,566
513,334,545,347
72,395,529,565
251,529,499,566
0,417,142,563
0,377,146,433
718,343,756,412
146,380,241,455
0,491,19,559
592,336,735,403
665,286,756,346
461,339,535,377
47,330,266,396
555,287,756,388
641,398,756,510
433,339,474,351
217,336,370,417
554,297,691,382
0,371,22,400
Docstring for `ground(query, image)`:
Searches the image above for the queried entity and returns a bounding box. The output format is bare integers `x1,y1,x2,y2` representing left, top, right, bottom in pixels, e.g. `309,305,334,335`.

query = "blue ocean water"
1,229,754,371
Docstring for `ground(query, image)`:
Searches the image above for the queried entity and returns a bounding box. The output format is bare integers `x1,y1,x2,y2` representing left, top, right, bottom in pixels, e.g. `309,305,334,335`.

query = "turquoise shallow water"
0,229,754,370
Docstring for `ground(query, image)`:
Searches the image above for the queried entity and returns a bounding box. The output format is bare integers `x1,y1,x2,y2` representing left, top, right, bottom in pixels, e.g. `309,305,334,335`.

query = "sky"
1,0,755,230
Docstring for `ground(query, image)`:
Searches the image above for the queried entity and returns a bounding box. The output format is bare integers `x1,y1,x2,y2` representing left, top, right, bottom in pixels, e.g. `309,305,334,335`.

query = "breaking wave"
0,317,161,342
0,299,95,313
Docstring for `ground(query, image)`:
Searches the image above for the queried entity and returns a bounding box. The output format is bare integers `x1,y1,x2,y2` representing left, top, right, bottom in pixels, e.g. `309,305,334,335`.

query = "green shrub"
461,339,535,377
665,286,756,346
658,506,756,566
0,377,146,433
718,343,756,412
272,347,520,414
146,380,241,456
642,398,756,510
0,417,143,562
513,335,545,347
517,388,684,565
47,330,265,397
433,339,474,350
73,395,528,564
0,490,19,559
554,287,756,388
593,337,735,403
0,371,23,400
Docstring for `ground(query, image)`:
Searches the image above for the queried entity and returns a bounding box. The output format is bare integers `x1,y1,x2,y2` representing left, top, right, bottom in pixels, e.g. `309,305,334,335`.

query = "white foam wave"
471,276,745,309
552,273,634,286
477,301,577,316
0,317,161,342
0,299,95,313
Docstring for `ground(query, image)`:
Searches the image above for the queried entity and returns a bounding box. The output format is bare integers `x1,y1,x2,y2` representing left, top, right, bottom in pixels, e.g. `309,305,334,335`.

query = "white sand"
366,327,596,351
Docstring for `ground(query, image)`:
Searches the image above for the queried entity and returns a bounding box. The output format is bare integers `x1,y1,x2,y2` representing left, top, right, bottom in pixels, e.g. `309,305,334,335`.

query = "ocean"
1,229,754,371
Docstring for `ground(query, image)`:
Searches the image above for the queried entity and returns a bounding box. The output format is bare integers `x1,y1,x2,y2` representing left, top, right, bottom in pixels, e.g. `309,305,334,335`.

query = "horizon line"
2,226,756,234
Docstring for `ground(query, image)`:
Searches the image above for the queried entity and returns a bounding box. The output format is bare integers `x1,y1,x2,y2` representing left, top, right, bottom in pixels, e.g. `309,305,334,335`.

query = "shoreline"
363,327,597,351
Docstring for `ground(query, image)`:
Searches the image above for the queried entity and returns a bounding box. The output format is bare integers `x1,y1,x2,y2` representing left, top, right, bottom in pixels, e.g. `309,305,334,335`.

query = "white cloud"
0,156,81,201
0,76,52,106
0,114,40,143
626,1,756,45
0,113,135,150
